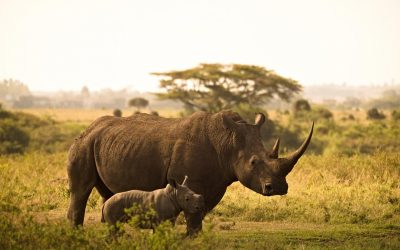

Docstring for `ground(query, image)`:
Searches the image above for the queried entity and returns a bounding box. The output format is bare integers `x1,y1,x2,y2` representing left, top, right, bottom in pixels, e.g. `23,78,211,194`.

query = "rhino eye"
250,156,259,166
185,196,189,201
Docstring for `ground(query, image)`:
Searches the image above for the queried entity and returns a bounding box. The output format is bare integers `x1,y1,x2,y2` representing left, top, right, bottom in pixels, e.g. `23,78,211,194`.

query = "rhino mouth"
261,183,288,196
261,183,273,196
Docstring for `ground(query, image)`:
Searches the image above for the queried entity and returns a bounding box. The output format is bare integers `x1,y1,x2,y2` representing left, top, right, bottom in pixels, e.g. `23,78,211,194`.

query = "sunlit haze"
1,0,399,92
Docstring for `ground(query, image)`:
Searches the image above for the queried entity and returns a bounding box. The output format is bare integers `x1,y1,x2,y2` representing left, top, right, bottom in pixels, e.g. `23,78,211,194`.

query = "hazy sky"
1,0,399,92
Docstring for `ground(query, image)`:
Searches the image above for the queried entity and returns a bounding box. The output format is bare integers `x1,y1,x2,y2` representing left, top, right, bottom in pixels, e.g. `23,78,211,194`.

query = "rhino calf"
102,176,204,228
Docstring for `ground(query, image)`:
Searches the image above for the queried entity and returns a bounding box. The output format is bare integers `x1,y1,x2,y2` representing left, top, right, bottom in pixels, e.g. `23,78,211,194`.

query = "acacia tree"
128,97,149,112
153,63,302,113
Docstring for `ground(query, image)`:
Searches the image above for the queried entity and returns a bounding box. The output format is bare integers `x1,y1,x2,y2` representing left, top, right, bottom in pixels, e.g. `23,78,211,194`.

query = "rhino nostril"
265,183,273,194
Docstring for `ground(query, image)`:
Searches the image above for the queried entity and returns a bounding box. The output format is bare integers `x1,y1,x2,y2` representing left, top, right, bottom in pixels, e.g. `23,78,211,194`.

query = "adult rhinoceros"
67,110,313,234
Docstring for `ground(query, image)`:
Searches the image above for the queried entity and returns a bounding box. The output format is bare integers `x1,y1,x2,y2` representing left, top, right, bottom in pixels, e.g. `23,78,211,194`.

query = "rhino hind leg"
95,177,114,203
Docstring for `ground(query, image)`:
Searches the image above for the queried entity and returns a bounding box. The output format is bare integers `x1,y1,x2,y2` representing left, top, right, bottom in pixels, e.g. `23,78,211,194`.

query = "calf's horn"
181,175,188,186
282,122,314,174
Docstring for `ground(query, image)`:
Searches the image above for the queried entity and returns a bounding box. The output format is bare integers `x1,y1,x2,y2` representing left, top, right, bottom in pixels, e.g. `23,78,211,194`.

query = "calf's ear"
168,179,177,188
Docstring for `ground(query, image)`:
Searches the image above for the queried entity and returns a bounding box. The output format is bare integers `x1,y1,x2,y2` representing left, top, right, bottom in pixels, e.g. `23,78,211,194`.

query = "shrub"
315,107,333,119
27,122,85,153
0,106,14,119
113,109,122,117
0,119,30,154
233,103,276,140
0,107,84,154
367,108,385,120
392,110,400,121
293,99,311,114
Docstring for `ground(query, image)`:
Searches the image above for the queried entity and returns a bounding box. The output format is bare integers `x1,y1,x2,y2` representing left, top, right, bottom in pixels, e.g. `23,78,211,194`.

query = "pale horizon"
1,0,399,92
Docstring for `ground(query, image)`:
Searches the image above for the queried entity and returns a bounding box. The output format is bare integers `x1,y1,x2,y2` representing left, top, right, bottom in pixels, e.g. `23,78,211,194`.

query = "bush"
367,108,385,120
0,107,84,154
27,122,86,153
315,107,333,119
113,109,122,117
0,119,30,154
293,99,311,114
392,110,400,121
232,103,276,140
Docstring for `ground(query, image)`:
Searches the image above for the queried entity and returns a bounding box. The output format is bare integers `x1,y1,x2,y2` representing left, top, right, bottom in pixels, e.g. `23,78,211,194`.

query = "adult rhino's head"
222,111,313,196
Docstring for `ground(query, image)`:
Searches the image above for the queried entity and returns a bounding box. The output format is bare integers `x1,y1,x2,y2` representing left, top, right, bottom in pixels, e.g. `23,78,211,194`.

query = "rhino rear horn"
269,138,280,159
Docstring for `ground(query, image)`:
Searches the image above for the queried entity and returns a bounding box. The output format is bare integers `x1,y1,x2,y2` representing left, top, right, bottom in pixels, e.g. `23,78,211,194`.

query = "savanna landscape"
1,100,399,249
1,1,400,249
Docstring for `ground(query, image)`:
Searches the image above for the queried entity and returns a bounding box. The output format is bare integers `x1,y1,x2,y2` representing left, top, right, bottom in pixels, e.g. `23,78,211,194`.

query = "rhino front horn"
282,122,314,174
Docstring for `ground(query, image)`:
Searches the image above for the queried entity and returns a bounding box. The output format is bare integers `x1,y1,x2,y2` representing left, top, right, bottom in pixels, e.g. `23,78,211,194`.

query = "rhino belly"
95,137,170,193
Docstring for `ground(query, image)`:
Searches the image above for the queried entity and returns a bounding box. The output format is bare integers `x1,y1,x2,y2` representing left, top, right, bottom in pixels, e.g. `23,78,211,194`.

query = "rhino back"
77,113,218,193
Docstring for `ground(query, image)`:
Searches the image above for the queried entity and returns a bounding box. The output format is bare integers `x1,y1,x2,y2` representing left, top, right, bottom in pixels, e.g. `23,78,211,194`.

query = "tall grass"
214,152,400,224
1,151,399,248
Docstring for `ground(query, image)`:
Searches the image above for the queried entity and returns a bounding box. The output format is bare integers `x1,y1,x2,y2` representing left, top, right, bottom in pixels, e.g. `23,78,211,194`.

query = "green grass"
214,153,400,224
215,223,400,249
0,151,399,249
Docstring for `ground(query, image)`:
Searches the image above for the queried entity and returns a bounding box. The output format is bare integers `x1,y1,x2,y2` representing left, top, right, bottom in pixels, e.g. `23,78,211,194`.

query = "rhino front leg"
67,188,93,225
184,211,203,236
67,160,97,226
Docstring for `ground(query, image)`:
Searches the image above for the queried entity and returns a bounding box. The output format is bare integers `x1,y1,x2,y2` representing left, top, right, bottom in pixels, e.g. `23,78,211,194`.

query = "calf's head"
170,176,205,213
222,111,313,196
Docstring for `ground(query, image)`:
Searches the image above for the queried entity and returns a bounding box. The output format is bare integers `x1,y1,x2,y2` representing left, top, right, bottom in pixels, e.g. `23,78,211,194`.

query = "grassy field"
1,108,399,249
1,151,399,249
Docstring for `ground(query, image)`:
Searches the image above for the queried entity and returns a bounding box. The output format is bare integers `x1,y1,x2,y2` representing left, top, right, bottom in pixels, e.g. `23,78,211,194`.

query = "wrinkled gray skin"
102,176,205,227
67,110,313,235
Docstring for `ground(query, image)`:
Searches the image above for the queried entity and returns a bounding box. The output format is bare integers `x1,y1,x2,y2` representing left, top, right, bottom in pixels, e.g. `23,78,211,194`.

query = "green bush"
113,109,122,117
392,110,400,121
0,119,30,154
0,107,85,154
325,122,400,155
27,122,86,153
233,103,276,139
367,108,386,120
293,99,311,114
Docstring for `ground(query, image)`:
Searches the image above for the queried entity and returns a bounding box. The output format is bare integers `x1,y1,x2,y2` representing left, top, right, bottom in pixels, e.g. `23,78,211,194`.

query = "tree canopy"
128,97,149,111
153,63,302,112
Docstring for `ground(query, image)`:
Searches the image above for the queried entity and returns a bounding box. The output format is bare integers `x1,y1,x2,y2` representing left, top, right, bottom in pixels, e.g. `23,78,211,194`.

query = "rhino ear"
254,113,265,128
168,179,177,188
222,113,239,131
